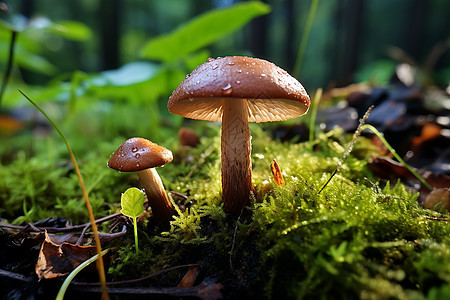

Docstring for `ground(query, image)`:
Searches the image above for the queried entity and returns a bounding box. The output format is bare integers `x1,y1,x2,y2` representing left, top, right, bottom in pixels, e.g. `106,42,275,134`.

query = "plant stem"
133,217,139,253
0,31,18,107
361,124,433,191
56,249,109,300
309,88,322,144
293,0,319,77
19,90,110,300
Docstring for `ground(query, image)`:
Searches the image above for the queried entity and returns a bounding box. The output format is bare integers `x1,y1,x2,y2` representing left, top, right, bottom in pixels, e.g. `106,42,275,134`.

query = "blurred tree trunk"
405,0,428,60
285,0,295,68
248,0,268,59
99,0,120,70
332,0,364,86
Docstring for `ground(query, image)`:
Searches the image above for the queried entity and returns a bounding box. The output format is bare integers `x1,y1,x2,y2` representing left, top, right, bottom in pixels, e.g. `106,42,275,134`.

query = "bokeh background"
4,0,450,90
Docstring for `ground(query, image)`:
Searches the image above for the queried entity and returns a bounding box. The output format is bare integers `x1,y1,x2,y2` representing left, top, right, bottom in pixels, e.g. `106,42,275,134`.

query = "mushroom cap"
108,137,173,172
168,56,310,123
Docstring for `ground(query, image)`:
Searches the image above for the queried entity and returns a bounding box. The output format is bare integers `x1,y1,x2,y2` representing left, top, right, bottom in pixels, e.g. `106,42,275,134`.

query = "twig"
72,264,199,286
0,212,122,233
69,278,223,300
0,269,32,283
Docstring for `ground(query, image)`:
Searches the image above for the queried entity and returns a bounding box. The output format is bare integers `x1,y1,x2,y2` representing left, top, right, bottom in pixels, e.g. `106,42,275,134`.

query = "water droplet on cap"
132,147,138,153
211,64,218,70
135,153,140,158
222,83,232,95
228,61,235,66
207,57,215,62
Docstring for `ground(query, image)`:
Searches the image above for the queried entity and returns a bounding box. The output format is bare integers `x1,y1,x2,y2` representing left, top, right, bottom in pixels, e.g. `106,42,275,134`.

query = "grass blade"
19,90,110,300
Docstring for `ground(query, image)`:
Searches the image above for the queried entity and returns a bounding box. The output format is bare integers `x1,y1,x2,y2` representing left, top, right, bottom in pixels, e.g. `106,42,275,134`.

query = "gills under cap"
168,56,310,123
108,137,173,172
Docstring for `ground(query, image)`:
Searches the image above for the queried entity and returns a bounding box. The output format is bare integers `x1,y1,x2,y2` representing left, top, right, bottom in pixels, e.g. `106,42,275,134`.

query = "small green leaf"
121,187,145,218
141,1,271,62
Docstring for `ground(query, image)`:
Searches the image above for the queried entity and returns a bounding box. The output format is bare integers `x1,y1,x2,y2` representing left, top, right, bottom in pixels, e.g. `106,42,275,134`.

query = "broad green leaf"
47,20,92,41
97,61,161,87
121,187,145,218
13,49,57,75
141,1,271,62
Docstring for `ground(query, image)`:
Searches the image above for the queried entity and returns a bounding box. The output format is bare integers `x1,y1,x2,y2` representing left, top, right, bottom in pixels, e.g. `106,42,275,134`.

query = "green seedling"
121,187,145,253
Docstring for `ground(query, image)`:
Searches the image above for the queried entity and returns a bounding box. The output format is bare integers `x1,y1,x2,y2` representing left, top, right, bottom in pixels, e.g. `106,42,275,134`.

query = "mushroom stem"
221,99,254,214
137,168,175,224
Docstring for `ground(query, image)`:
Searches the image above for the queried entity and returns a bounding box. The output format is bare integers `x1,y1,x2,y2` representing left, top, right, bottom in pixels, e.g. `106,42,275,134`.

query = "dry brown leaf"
177,265,199,288
35,230,97,280
270,159,285,186
424,188,450,211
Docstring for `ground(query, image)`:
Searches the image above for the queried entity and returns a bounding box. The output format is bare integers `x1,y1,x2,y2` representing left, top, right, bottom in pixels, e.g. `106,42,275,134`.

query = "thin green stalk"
361,124,433,191
319,106,373,194
56,249,109,300
309,88,322,144
293,0,319,77
133,217,139,253
0,30,18,107
19,90,110,300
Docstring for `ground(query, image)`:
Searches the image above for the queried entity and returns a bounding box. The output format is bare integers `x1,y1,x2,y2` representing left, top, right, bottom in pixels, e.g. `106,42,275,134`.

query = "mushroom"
168,56,310,214
108,137,175,224
178,127,200,148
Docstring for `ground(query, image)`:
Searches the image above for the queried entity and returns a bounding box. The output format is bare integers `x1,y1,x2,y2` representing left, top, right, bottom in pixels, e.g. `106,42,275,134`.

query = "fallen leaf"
35,231,97,280
423,188,450,211
178,265,199,288
270,159,285,186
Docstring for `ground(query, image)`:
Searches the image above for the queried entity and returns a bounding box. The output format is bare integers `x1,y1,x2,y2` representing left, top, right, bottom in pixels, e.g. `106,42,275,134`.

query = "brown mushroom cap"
108,137,173,172
168,56,310,123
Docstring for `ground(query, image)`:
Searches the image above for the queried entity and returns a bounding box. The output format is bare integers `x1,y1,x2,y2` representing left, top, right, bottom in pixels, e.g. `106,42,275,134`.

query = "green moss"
1,124,449,299
104,126,450,299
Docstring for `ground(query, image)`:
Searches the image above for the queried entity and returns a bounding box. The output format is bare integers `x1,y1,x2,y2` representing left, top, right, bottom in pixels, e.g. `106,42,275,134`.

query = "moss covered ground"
1,123,449,299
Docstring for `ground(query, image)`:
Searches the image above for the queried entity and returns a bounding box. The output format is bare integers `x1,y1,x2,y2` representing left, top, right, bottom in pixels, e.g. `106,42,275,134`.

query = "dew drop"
228,61,235,66
222,83,233,95
131,147,138,153
207,57,215,62
120,153,125,157
195,80,200,84
211,64,218,70
136,163,140,168
236,80,241,84
135,153,140,158
237,69,242,73
261,73,266,77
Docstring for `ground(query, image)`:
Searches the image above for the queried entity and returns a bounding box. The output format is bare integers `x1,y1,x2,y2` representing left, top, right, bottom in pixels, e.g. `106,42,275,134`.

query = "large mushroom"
108,137,175,224
168,56,310,214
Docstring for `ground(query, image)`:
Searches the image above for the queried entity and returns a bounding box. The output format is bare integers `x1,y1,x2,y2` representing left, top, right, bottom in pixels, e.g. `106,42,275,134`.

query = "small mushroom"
108,137,175,224
178,127,200,147
168,56,310,214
